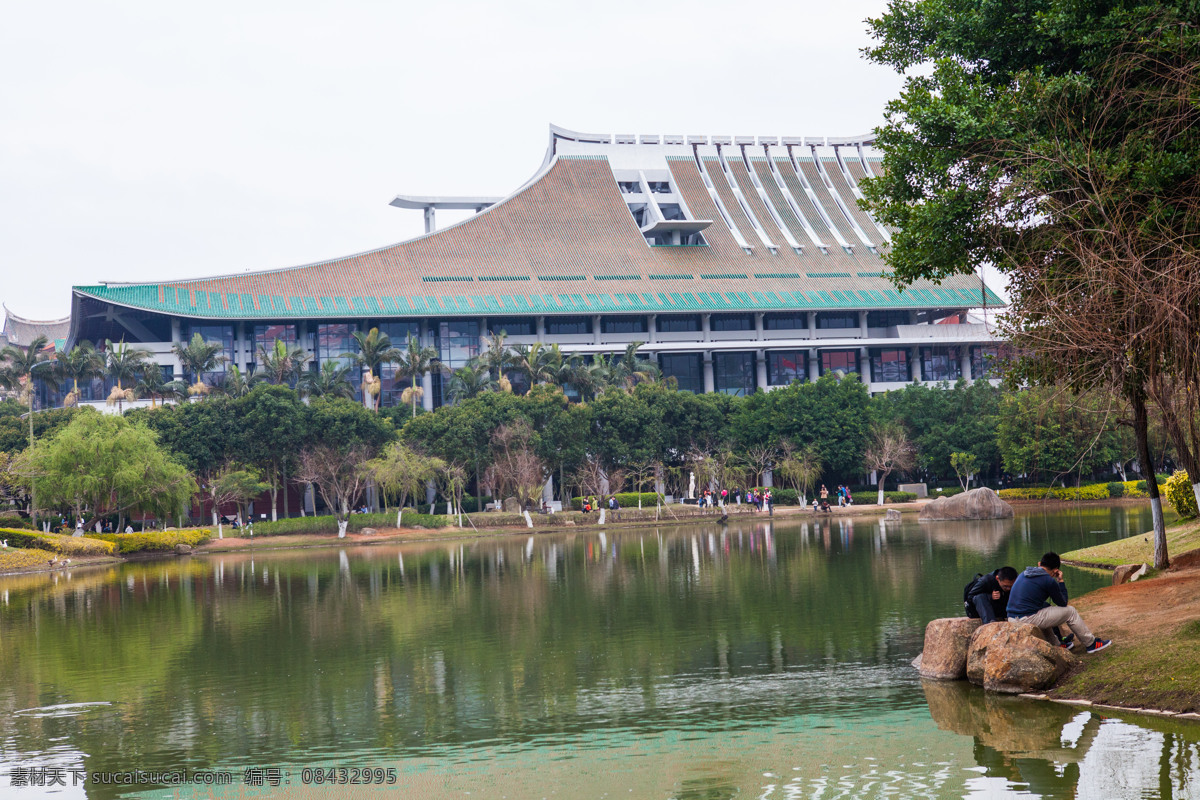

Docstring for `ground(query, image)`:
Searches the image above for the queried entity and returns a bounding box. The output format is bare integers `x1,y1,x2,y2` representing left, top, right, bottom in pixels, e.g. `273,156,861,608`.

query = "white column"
858,310,868,338
703,352,715,393
422,322,435,410
423,206,436,234
170,318,181,345
754,312,764,342
809,348,820,382
702,314,711,342
756,349,768,390
593,315,602,345
648,314,658,344
235,322,246,369
807,311,816,339
860,346,871,392
912,346,923,381
536,315,545,340
960,347,973,383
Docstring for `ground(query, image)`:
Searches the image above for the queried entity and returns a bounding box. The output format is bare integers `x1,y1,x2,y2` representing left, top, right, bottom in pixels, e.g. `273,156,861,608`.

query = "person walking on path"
1007,552,1111,654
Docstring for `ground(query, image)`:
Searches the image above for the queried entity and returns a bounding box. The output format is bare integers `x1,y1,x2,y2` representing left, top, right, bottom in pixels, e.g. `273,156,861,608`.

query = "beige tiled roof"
75,156,1002,319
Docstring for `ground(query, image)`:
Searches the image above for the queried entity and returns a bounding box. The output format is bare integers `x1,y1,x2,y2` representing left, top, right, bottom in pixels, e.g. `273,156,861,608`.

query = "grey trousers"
1014,605,1095,648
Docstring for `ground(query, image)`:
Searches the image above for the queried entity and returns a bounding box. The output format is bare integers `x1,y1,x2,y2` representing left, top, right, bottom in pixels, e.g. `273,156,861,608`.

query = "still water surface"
1,506,1198,799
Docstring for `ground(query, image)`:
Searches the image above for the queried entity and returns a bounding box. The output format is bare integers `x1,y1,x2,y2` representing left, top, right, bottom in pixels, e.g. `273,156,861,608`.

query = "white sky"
0,0,1002,321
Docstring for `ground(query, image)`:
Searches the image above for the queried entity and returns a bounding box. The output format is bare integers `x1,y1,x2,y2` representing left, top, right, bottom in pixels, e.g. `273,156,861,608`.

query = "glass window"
252,324,297,359
764,313,806,330
713,351,756,396
710,313,753,332
867,310,910,328
657,204,686,221
658,353,703,393
435,320,480,369
377,321,421,345
971,346,1002,379
648,181,671,194
627,203,648,227
600,315,647,334
617,181,642,194
820,349,859,376
546,316,592,335
767,350,806,385
816,312,857,329
657,314,700,333
870,349,909,382
921,346,962,381
488,317,535,337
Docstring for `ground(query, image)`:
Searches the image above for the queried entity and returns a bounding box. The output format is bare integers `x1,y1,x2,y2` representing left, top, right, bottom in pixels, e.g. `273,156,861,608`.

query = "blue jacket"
1006,566,1069,618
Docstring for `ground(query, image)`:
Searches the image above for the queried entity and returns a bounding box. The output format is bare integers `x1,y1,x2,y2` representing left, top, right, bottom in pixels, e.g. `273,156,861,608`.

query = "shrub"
1163,470,1199,519
849,491,918,505
932,486,966,497
0,514,33,530
570,492,662,511
1135,480,1148,492
88,530,212,554
1106,482,1125,498
0,528,116,557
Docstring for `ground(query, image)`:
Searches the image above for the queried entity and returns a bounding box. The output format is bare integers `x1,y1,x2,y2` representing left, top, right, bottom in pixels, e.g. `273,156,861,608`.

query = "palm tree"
393,333,441,418
345,327,401,411
299,361,356,399
608,342,662,391
134,363,180,408
54,341,105,407
172,332,226,397
254,338,310,386
477,331,513,380
446,365,495,404
104,339,151,412
214,364,254,398
567,355,611,402
1,334,55,523
510,342,560,392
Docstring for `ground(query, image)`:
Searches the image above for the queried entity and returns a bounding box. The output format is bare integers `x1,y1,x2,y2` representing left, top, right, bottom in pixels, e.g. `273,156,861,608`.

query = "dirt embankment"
1047,557,1200,713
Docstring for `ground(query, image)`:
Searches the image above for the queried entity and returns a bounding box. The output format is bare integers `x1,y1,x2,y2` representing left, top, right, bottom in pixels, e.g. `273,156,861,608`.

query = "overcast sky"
2,0,1000,322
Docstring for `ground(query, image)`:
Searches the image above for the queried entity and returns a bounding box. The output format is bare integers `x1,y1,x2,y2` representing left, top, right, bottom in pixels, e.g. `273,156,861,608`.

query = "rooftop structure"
64,125,1005,410
1,307,69,351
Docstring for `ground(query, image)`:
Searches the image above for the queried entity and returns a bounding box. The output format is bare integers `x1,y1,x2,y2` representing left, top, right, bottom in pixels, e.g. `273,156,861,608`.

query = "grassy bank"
1062,518,1200,569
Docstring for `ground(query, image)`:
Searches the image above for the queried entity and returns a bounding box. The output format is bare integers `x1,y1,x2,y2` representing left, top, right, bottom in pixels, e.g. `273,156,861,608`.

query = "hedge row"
87,530,212,554
997,480,1165,501
0,515,34,530
0,528,116,557
569,492,663,511
248,511,453,537
848,491,919,506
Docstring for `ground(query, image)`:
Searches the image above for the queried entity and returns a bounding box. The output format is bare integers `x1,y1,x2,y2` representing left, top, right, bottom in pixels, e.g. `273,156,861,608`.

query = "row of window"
657,346,1000,396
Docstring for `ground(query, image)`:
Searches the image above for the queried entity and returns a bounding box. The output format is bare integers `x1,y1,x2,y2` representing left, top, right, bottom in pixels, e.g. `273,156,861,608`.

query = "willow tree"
863,1,1200,568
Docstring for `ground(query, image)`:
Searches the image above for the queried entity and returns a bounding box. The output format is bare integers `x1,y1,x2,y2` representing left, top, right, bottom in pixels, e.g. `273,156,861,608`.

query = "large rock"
884,509,902,522
970,622,1076,694
919,487,1014,521
503,497,521,513
965,622,1008,685
918,617,981,680
173,543,193,554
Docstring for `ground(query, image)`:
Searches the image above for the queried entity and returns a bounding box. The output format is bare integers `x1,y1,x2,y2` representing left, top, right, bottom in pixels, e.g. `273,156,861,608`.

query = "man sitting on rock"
1007,552,1111,654
964,566,1018,624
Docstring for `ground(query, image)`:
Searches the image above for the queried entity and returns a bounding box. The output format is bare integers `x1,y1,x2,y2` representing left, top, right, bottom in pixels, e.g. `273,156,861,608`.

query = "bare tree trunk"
1133,389,1168,569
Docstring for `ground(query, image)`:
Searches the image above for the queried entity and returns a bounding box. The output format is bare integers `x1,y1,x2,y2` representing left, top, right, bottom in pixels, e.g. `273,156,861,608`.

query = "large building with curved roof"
66,125,1004,408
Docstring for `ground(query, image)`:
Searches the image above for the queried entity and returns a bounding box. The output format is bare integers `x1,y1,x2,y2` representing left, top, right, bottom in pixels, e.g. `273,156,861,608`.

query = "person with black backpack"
963,566,1018,624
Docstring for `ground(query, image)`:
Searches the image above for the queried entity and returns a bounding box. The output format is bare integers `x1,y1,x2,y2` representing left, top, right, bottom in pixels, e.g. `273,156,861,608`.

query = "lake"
2,504,1197,799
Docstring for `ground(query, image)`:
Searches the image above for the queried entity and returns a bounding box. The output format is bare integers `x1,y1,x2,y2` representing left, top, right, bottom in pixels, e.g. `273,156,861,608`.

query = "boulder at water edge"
1113,563,1147,585
503,497,521,513
173,543,193,554
967,622,1076,694
918,617,981,680
919,487,1014,521
884,509,902,522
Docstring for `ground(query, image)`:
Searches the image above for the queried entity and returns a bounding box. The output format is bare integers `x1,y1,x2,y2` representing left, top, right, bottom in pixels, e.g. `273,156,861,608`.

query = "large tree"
0,334,56,521
862,0,1200,567
19,411,195,531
